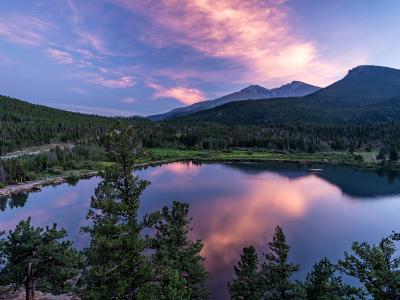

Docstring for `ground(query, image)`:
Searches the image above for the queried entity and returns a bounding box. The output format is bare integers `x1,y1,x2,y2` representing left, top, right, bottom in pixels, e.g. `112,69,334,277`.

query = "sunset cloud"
149,82,205,105
114,0,364,86
0,1,391,115
46,48,74,64
85,74,135,88
0,15,50,47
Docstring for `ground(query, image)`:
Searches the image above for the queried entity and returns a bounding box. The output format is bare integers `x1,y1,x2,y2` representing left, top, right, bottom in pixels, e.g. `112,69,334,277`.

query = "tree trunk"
25,262,34,300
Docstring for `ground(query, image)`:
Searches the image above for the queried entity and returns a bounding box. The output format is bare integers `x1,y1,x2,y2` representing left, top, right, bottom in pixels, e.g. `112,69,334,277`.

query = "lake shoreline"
0,159,179,199
1,149,397,198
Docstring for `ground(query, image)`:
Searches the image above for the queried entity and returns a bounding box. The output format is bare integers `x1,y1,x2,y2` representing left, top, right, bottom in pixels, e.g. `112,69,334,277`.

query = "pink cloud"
148,82,205,105
46,48,74,64
0,15,50,47
75,30,107,54
74,71,135,88
90,75,134,88
113,0,366,86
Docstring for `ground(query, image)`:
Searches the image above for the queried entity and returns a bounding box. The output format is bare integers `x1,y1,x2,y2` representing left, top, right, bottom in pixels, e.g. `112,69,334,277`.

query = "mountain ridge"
148,81,320,121
174,65,400,125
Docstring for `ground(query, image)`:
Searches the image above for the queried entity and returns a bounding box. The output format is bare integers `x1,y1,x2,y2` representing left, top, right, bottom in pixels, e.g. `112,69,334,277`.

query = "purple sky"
0,0,399,116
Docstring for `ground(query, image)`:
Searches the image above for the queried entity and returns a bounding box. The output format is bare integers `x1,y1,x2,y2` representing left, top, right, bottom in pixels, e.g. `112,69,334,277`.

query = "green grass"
143,148,384,169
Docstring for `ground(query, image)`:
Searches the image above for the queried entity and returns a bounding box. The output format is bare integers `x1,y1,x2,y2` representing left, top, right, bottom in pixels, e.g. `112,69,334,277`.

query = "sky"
0,0,399,116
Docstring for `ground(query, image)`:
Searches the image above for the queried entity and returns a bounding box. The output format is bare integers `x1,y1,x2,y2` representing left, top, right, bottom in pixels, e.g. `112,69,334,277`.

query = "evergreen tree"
389,145,399,162
376,147,387,160
81,126,154,298
140,267,192,300
304,257,364,299
0,165,6,184
260,226,300,299
152,201,209,299
0,218,82,300
228,246,261,300
339,233,400,299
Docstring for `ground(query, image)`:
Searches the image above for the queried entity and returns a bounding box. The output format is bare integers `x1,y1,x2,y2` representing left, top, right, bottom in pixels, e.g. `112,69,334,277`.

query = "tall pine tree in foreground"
0,218,82,300
303,257,364,299
151,201,209,299
80,126,154,298
228,246,261,300
260,226,300,299
339,233,400,299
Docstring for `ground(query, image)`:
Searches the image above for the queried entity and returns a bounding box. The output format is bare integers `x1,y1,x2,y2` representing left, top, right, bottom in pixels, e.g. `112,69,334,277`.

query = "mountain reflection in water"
1,161,400,299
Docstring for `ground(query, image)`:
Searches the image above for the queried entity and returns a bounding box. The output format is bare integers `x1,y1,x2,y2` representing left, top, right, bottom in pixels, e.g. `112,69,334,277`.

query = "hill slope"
311,65,400,103
0,95,148,154
148,81,320,121
176,65,400,125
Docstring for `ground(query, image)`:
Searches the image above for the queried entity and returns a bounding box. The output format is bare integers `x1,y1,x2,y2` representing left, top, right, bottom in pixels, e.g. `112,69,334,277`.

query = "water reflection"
0,192,28,211
1,162,400,299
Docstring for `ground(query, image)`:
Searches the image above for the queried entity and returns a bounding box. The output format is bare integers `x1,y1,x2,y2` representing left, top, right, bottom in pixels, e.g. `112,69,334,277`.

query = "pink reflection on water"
187,173,342,291
148,161,201,177
55,192,79,208
0,208,51,232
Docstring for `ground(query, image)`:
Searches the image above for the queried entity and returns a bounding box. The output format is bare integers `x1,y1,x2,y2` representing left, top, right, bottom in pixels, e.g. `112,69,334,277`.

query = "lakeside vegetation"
1,126,400,299
2,145,400,192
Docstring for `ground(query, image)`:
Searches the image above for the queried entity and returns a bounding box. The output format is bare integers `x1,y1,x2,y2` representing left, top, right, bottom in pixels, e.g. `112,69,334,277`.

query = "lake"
1,161,400,299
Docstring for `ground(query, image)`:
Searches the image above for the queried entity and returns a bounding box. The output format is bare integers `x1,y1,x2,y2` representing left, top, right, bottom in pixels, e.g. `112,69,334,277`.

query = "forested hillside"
3,64,400,158
176,96,400,125
0,95,149,154
176,65,400,125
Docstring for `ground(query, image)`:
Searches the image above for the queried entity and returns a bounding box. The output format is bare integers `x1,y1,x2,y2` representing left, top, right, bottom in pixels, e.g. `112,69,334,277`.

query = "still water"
1,162,400,299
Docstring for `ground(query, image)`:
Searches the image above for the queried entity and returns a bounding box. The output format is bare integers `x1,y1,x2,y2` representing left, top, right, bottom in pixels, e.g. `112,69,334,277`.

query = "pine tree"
339,233,400,299
228,246,261,300
81,126,154,298
304,257,364,299
0,218,82,300
376,147,387,160
140,268,192,300
0,164,7,184
389,145,399,162
260,226,300,299
152,201,209,299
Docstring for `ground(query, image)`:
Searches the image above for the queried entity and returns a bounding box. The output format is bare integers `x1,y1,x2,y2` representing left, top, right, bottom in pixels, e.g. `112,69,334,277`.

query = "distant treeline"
2,94,400,155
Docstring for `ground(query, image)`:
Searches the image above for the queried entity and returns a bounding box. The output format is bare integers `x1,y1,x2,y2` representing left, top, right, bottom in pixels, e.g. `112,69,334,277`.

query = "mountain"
310,65,400,103
176,65,400,125
148,81,320,121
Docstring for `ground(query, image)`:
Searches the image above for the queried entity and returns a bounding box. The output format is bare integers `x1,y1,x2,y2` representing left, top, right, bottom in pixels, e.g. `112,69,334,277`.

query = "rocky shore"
0,171,98,199
0,159,178,199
